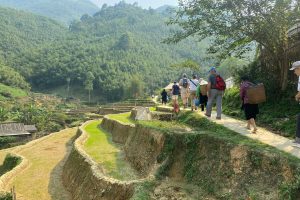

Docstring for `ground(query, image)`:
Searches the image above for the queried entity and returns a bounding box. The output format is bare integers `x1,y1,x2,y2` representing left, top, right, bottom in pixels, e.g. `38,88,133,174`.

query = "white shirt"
189,79,199,91
298,77,300,92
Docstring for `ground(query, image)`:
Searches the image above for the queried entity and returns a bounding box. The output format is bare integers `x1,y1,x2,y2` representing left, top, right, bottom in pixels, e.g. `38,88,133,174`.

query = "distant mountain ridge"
0,2,212,102
0,0,99,24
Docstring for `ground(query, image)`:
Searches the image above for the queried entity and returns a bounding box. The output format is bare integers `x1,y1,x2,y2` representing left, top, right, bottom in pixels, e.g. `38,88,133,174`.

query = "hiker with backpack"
290,61,300,145
179,74,190,109
171,81,180,113
189,74,199,111
205,67,226,119
240,76,259,133
196,78,208,112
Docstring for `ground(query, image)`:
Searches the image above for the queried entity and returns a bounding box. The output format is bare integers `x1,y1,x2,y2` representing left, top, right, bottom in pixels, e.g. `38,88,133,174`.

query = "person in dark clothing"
172,81,180,113
161,89,168,105
240,76,259,133
196,79,208,111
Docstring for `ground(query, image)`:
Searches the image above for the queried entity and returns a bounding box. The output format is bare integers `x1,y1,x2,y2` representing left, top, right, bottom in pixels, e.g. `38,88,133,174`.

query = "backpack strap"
189,79,197,87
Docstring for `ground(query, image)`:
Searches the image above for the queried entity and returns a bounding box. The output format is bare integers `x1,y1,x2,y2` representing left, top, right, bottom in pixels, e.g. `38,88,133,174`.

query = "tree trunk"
279,53,289,91
88,90,91,103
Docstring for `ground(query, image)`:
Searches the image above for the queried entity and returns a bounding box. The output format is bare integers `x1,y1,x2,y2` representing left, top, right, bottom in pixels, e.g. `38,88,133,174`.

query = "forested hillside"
0,6,68,76
0,0,99,24
0,2,212,102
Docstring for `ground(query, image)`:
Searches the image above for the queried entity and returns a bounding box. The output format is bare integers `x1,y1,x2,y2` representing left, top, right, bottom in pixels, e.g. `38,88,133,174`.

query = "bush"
0,193,12,200
0,154,22,176
0,137,16,150
45,122,62,132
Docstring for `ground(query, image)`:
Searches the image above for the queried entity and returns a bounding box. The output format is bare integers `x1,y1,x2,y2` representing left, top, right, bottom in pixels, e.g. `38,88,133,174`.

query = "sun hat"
290,61,300,70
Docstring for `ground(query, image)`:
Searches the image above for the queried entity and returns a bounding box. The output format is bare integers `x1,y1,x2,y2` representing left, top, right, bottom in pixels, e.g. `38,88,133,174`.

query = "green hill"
26,3,211,101
0,3,213,102
0,0,99,24
0,6,68,76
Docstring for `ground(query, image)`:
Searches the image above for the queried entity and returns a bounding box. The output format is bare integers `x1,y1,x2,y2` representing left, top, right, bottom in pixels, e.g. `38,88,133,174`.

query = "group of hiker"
160,60,300,143
161,66,260,133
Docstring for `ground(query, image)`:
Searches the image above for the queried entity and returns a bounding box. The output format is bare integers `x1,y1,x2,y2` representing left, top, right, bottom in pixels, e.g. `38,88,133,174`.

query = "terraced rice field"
83,120,138,180
1,128,76,200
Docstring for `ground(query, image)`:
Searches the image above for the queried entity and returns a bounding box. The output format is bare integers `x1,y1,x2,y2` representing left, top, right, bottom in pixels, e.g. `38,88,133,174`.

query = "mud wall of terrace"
101,117,165,176
62,127,135,200
100,116,300,199
64,114,300,199
100,117,135,144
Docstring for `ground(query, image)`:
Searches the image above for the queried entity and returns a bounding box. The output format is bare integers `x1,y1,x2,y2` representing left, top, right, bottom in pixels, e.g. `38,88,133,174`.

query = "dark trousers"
297,114,300,138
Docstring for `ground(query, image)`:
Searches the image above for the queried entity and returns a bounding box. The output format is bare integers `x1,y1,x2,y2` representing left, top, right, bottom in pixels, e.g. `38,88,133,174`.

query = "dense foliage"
0,6,67,77
0,0,99,24
0,64,29,90
167,0,300,91
0,3,213,102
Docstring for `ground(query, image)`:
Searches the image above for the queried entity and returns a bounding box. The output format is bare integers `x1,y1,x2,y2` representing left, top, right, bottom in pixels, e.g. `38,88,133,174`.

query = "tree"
116,33,132,50
66,77,71,97
84,71,95,102
171,59,200,71
127,75,145,99
166,0,300,91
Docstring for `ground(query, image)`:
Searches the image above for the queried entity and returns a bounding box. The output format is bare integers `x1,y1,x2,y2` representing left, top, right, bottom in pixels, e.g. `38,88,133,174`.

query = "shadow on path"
48,134,76,200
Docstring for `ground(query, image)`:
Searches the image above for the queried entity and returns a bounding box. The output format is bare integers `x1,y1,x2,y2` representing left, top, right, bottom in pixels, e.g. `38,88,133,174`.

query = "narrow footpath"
158,104,300,159
198,111,300,158
1,128,76,200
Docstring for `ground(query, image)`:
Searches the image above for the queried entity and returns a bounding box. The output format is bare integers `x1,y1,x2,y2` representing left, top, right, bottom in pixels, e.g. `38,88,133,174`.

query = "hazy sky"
91,0,178,9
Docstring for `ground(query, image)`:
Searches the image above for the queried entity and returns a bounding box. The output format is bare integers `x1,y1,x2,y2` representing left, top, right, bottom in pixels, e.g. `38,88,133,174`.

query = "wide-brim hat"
290,61,300,70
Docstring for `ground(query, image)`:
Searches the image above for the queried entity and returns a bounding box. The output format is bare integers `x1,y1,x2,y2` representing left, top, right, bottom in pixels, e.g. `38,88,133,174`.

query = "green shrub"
0,193,12,200
0,154,22,176
0,137,16,150
45,122,62,132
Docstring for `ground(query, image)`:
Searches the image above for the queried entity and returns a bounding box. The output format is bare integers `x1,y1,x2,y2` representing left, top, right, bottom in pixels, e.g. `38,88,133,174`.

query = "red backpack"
215,75,226,91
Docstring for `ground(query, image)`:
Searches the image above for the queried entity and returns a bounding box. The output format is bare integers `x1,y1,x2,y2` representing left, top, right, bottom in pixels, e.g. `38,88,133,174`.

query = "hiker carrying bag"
215,75,226,91
246,83,266,104
200,85,207,95
182,78,188,88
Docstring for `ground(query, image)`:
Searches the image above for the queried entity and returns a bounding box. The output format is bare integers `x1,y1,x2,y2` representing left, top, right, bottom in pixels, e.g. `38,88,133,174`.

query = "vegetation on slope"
0,0,99,24
0,6,67,78
0,2,213,102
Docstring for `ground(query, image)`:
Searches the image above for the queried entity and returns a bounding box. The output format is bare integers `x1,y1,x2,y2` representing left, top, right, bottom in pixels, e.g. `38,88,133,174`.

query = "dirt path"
199,111,300,158
156,104,300,159
1,128,76,200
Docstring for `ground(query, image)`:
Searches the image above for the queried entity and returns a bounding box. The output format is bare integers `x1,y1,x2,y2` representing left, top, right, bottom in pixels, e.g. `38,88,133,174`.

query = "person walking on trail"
179,73,190,109
290,61,300,145
196,79,208,112
205,67,226,119
171,81,180,113
189,74,199,111
240,76,259,133
161,89,168,105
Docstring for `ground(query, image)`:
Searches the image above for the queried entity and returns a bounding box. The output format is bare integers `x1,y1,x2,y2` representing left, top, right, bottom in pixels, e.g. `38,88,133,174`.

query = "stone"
134,107,152,121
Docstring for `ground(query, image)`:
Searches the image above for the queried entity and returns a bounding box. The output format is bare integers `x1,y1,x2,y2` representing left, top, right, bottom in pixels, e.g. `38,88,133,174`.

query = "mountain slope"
27,3,211,100
0,3,212,102
0,6,68,76
0,0,99,24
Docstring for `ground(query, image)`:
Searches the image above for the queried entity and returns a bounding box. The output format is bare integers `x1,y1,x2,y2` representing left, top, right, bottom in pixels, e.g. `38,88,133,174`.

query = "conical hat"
200,80,208,85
